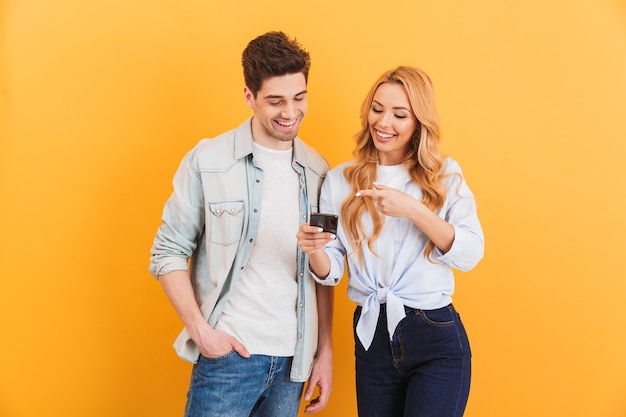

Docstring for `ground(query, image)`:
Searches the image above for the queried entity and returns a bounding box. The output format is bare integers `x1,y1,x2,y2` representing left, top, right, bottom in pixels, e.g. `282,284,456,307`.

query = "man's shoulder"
195,125,237,151
188,136,233,170
193,128,237,152
294,138,330,177
188,124,251,171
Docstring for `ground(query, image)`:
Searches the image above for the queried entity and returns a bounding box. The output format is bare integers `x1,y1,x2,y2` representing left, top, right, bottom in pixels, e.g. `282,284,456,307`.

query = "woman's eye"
371,107,382,113
395,114,407,119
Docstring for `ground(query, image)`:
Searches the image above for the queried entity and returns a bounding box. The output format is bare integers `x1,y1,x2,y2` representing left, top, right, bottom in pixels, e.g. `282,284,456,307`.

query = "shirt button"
297,333,302,339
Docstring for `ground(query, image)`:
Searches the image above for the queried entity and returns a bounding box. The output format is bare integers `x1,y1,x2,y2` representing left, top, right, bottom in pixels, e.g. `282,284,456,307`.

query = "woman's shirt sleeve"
433,158,484,271
309,167,348,286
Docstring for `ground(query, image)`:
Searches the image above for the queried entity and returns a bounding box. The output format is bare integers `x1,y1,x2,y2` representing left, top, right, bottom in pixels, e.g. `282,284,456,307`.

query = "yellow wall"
2,0,626,416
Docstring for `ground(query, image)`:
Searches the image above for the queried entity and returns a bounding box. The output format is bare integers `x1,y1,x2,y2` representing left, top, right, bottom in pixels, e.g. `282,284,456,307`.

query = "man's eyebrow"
263,90,308,100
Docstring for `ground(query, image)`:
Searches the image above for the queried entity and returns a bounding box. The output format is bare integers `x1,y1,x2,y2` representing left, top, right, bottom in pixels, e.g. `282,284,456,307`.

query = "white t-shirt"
374,164,411,288
215,141,300,356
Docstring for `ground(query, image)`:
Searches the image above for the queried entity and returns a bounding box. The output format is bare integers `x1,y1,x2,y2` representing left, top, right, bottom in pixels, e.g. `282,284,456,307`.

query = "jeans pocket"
199,349,237,362
421,305,455,327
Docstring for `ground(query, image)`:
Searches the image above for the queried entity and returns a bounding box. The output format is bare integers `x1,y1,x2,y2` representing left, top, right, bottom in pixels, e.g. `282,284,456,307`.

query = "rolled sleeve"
434,224,484,271
149,256,189,278
433,158,485,271
309,251,343,285
149,148,205,278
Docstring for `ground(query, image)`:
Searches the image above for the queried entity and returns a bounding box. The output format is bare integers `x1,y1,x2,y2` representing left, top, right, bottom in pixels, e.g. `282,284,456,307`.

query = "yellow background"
2,0,626,416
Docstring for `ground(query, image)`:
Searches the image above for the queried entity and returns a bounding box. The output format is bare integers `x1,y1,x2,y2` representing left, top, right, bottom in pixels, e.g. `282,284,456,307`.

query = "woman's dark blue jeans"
353,303,471,417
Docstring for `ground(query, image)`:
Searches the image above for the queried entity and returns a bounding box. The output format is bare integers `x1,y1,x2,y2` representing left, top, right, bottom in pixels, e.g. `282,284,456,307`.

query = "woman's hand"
296,223,335,254
357,182,455,253
296,223,334,278
356,182,425,218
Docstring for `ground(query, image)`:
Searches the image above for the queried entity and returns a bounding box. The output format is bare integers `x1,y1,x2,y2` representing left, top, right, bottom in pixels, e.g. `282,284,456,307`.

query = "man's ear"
243,86,255,109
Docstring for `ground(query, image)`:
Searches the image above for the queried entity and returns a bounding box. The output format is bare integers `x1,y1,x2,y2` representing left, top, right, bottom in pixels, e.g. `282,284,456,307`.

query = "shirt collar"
232,117,326,176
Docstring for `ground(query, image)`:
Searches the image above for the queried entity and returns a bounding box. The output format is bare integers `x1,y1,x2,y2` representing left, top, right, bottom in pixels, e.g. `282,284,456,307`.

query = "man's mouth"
276,119,297,128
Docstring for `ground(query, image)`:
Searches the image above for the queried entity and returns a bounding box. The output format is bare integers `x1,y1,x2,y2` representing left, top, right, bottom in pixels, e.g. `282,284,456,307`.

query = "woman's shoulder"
441,156,463,174
322,161,355,193
326,160,353,178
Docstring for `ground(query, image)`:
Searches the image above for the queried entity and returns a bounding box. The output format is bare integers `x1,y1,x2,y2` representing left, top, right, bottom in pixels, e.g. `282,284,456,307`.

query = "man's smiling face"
245,72,308,150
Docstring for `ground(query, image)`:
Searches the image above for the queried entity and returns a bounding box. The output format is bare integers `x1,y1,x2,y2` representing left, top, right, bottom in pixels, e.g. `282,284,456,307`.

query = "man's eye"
269,101,282,106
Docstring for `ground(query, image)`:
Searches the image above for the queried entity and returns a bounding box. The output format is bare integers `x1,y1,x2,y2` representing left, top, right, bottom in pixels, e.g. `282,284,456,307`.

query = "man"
149,31,333,416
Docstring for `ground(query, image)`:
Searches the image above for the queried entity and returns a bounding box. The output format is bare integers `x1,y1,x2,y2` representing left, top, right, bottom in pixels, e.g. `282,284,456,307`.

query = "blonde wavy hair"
341,66,447,263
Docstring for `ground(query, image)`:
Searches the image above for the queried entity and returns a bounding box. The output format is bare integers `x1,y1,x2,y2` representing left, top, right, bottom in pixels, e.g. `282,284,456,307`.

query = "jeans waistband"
357,303,453,315
404,303,452,315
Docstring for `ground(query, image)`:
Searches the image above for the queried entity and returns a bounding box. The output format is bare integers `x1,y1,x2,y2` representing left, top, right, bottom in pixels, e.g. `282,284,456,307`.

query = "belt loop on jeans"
404,305,423,315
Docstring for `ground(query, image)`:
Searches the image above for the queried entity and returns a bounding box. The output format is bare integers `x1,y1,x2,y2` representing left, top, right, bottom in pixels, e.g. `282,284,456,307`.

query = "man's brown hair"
242,31,311,97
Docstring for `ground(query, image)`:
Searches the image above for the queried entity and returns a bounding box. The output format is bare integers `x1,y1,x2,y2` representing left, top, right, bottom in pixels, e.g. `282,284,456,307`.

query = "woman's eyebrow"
372,99,411,111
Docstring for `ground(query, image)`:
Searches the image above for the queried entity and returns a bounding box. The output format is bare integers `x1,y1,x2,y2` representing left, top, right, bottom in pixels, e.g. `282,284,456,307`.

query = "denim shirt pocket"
208,200,245,246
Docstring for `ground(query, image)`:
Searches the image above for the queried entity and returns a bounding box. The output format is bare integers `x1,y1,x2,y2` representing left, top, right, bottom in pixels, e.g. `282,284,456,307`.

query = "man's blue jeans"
354,304,471,417
184,353,304,417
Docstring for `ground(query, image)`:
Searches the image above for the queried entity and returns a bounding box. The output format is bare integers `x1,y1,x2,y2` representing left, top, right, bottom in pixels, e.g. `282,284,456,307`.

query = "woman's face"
367,82,419,166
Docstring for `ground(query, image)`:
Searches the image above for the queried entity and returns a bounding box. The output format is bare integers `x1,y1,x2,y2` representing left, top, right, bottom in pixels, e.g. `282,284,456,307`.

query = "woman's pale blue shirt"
313,158,484,350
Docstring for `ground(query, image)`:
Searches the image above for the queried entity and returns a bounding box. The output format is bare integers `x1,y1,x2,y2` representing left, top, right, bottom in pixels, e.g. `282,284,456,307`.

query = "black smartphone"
309,213,338,234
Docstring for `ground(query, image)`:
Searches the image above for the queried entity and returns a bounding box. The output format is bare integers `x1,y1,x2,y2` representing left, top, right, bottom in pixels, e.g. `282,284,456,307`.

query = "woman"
298,66,484,417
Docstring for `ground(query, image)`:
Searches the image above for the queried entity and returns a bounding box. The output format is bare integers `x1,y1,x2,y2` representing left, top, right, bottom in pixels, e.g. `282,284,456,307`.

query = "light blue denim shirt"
314,158,484,350
149,118,329,382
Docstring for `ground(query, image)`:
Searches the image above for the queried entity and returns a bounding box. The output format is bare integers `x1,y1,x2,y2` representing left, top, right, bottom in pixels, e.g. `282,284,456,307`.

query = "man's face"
244,72,308,150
